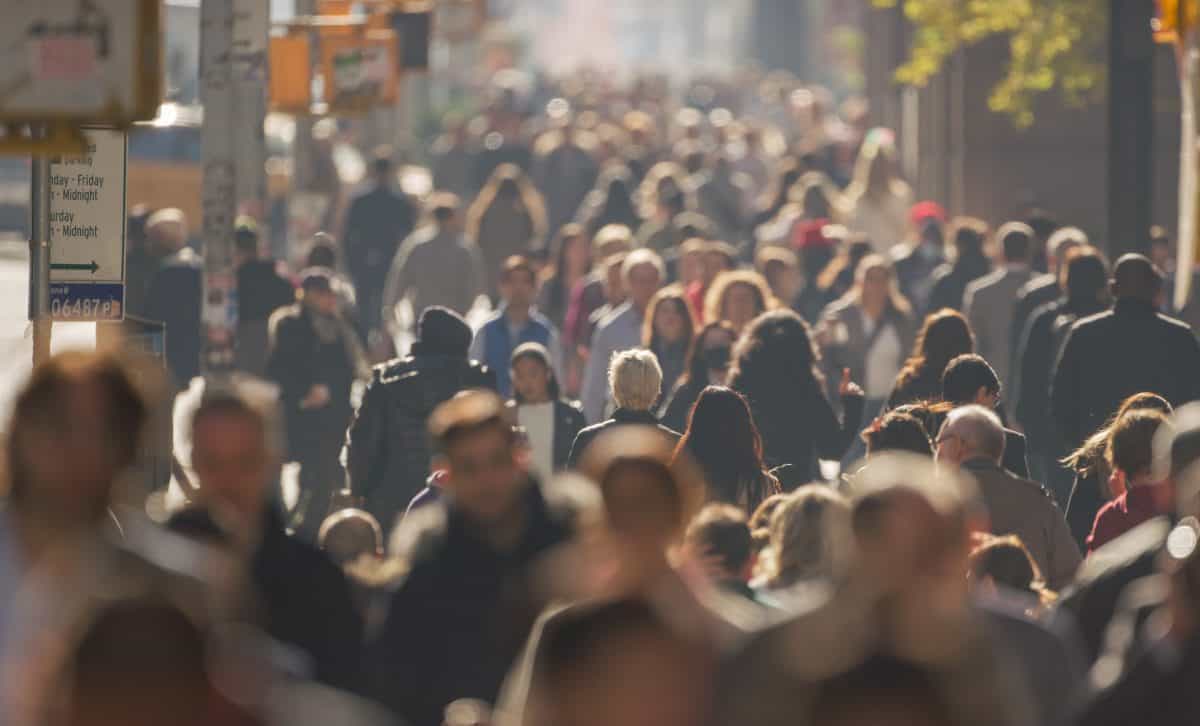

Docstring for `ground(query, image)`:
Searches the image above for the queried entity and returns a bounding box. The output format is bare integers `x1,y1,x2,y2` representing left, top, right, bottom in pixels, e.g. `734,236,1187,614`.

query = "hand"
301,384,331,409
838,368,863,398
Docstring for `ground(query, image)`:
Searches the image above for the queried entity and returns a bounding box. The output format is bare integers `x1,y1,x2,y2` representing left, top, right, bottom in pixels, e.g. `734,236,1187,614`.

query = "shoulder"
373,356,418,383
557,399,585,419
269,305,305,333
388,503,451,570
1156,312,1196,336
966,270,1005,294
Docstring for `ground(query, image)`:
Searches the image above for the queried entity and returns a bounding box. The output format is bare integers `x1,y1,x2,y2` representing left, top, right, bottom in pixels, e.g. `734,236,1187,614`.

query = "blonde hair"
608,349,663,411
762,485,852,589
621,248,666,284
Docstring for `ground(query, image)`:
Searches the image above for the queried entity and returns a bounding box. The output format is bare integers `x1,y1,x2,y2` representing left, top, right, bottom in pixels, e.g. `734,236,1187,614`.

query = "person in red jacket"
1087,409,1174,554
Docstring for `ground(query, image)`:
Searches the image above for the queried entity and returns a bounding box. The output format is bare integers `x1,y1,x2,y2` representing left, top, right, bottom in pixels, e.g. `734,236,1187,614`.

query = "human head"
907,310,974,378
685,321,738,387
704,270,776,334
430,192,462,229
593,224,634,259
190,383,281,526
756,246,801,303
969,534,1049,603
500,255,538,310
996,222,1034,265
678,238,710,286
6,352,150,527
371,145,394,184
729,310,823,394
609,349,663,412
601,253,629,307
702,242,737,286
429,390,527,527
1046,226,1088,273
622,249,665,313
1064,247,1110,305
643,287,695,349
318,508,384,566
233,217,259,262
1111,253,1165,304
551,223,591,279
684,504,754,583
853,254,902,312
1108,409,1170,486
299,268,338,316
862,411,933,458
145,207,188,254
511,342,559,404
306,232,338,269
935,405,1005,467
797,174,835,219
417,306,473,357
763,485,853,589
679,386,769,507
950,217,988,259
941,354,1001,409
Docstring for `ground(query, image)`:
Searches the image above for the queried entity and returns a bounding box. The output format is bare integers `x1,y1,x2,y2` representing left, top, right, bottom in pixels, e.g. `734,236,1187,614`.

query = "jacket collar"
1114,298,1159,317
961,457,1003,474
612,408,660,425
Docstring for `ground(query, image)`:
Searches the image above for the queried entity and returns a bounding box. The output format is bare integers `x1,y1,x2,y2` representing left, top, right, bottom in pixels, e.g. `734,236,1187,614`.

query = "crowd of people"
7,69,1200,725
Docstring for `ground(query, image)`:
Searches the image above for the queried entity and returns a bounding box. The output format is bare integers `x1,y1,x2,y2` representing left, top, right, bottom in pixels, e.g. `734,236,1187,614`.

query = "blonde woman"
843,129,913,254
755,485,853,594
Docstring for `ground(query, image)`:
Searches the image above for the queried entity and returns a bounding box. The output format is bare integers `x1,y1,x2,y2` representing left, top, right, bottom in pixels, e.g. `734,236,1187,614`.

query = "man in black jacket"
941,354,1030,480
1051,254,1200,453
168,385,364,692
342,148,417,339
367,390,580,726
345,306,495,535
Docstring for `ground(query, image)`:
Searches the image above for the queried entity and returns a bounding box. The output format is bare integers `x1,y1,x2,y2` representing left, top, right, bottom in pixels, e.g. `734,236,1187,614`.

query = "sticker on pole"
45,127,127,321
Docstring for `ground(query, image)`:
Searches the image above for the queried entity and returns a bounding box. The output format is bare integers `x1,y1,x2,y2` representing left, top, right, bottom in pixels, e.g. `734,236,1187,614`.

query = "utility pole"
1108,0,1154,255
200,0,238,372
28,138,52,365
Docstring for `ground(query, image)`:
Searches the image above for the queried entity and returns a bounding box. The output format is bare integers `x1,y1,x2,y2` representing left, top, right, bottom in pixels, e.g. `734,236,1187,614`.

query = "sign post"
41,127,128,323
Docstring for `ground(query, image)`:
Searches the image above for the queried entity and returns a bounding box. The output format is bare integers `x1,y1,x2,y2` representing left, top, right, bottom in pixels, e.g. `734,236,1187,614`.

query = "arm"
580,325,612,423
344,377,386,498
813,388,865,460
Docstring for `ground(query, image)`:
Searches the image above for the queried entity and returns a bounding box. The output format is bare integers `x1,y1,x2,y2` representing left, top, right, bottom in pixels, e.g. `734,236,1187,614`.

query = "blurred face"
654,301,688,344
700,328,736,384
512,357,552,403
443,425,527,526
627,263,662,311
604,468,679,557
861,267,891,309
723,283,761,331
192,413,273,524
15,380,127,524
503,269,537,309
679,251,706,285
306,288,338,316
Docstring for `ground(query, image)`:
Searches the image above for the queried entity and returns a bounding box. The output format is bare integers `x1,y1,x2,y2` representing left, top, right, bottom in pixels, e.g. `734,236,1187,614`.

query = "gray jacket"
964,266,1034,390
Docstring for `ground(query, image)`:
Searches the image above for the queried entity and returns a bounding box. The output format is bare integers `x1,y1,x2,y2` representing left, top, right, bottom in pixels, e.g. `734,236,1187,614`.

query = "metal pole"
29,132,52,366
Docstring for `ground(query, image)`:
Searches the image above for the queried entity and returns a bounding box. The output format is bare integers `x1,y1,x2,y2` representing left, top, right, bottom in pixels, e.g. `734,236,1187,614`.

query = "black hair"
684,504,753,574
941,354,999,405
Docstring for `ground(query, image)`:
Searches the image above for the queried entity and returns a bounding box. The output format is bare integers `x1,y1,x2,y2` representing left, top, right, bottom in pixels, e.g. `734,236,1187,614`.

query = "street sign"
41,127,127,321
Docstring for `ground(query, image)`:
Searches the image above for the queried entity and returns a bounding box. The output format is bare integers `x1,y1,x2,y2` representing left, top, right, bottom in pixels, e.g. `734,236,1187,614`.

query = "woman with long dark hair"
886,309,974,409
729,310,864,482
642,286,697,396
674,386,780,511
537,223,593,330
580,165,643,236
466,163,548,299
659,321,738,432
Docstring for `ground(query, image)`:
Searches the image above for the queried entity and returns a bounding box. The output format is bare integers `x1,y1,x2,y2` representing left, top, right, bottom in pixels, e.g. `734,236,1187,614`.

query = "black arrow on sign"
50,261,99,273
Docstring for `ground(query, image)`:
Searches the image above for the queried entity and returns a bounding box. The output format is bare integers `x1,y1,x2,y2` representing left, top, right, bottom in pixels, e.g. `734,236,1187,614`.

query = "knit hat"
417,306,472,356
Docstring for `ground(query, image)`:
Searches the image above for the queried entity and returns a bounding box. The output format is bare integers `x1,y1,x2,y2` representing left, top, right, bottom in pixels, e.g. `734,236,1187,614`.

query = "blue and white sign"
44,127,127,321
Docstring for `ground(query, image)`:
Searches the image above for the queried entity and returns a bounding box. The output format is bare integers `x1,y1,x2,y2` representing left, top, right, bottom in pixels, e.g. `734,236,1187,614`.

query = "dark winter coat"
1051,299,1200,451
344,349,495,532
146,248,203,385
506,399,586,471
566,407,681,469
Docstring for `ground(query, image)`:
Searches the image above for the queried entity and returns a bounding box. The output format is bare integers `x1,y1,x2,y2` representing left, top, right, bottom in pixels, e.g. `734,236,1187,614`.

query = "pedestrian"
927,217,991,314
940,354,1030,479
470,255,563,398
345,306,495,537
1085,409,1173,554
816,254,916,449
964,222,1036,393
892,203,947,311
1008,227,1088,371
168,386,364,692
756,246,803,309
886,308,975,409
1062,393,1172,549
533,120,600,235
536,223,592,331
843,130,912,254
694,152,751,244
659,320,738,433
569,349,680,467
506,342,586,481
467,164,549,299
860,410,933,458
143,207,203,387
934,405,1080,589
683,504,761,603
1052,253,1200,453
368,390,581,726
383,192,487,325
1012,246,1109,488
266,269,368,541
233,218,295,377
729,310,864,481
642,286,696,396
754,486,853,596
430,113,479,200
342,148,418,338
968,534,1057,616
577,165,642,237
674,386,781,512
580,249,665,422
306,232,362,332
704,270,778,334
562,225,634,377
